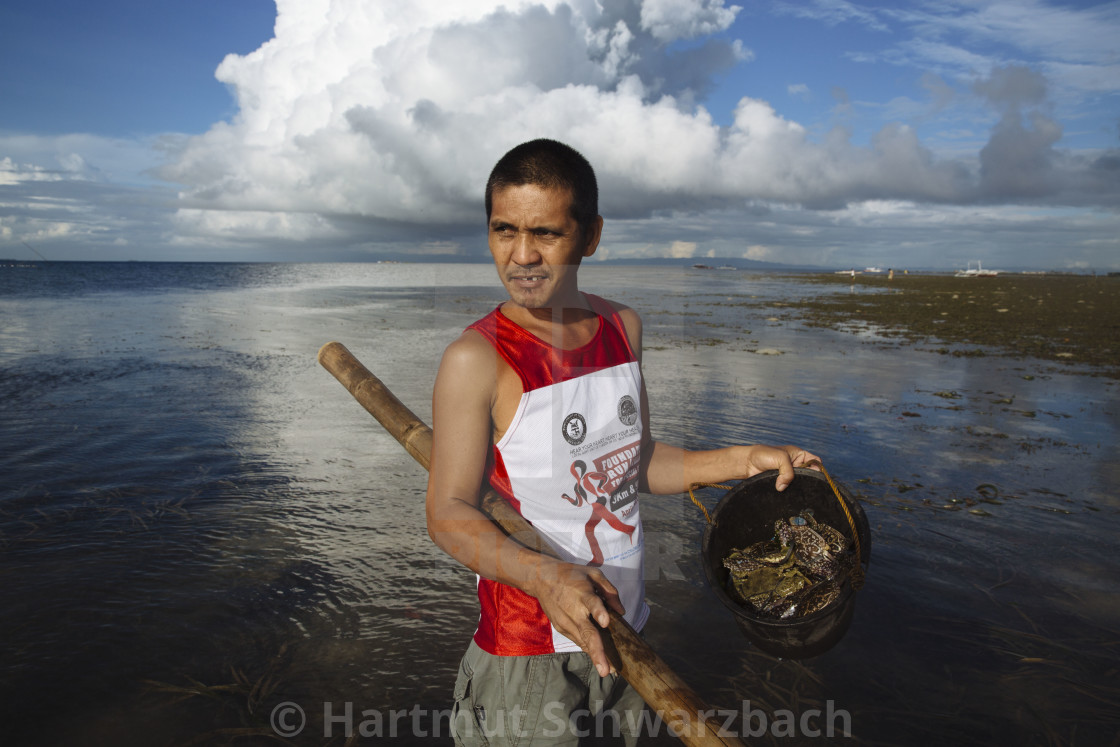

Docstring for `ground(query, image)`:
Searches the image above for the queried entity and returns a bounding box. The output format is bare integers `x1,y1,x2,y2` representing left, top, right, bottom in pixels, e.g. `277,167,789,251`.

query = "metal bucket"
701,468,871,659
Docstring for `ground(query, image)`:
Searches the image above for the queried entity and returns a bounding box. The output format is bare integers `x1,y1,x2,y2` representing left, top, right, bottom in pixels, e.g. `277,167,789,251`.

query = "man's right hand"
529,560,625,678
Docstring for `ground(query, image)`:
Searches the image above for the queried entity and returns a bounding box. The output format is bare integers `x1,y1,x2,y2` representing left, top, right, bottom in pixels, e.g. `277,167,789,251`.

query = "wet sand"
765,273,1120,377
4,263,1118,745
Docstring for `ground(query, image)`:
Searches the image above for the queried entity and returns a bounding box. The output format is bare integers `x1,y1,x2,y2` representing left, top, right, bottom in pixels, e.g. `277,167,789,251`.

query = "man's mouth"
509,273,548,284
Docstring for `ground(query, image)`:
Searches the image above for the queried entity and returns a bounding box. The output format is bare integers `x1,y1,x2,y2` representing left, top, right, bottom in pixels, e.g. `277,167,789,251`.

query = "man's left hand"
739,445,822,492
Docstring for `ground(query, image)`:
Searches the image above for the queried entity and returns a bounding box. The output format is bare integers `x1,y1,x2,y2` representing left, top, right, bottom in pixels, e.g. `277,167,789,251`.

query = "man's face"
488,183,601,310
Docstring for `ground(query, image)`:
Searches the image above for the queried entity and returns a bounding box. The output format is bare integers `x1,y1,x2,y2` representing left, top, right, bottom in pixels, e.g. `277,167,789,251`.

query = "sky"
1,0,1118,270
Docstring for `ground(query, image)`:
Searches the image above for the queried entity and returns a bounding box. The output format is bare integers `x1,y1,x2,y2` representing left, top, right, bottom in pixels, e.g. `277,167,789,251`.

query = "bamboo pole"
318,341,743,746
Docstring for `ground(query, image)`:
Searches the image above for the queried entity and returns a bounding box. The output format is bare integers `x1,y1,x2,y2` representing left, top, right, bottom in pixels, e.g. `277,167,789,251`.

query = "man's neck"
500,294,601,350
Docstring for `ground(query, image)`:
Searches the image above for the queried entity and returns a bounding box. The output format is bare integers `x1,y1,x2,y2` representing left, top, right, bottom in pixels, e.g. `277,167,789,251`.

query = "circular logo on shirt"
562,412,587,445
617,395,638,426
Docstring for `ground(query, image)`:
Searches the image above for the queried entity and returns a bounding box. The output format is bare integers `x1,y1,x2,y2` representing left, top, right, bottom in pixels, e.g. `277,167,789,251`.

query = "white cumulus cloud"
155,0,1118,257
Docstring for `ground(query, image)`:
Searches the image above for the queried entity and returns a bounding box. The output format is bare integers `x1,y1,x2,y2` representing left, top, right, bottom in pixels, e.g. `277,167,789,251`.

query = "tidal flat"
2,263,1117,745
759,273,1120,377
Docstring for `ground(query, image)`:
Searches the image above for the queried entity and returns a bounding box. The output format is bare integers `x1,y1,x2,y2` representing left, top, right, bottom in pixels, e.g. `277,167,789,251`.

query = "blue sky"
1,0,1117,270
1,1,275,135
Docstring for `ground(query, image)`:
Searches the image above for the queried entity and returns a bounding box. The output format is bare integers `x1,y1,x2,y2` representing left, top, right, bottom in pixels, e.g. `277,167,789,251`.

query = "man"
426,139,819,745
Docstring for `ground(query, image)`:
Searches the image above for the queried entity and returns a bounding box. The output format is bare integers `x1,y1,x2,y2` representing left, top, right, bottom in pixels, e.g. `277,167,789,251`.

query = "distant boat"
864,267,884,273
955,261,1000,277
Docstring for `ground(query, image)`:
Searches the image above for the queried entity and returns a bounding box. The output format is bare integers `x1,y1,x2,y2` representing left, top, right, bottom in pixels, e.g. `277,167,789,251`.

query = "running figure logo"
560,458,637,566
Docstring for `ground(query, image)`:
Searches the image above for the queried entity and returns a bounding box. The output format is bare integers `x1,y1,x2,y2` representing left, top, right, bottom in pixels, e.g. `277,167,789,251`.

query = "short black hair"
485,139,599,239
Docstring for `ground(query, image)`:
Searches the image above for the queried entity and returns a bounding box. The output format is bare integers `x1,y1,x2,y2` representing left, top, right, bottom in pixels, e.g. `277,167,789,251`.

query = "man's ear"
582,215,604,258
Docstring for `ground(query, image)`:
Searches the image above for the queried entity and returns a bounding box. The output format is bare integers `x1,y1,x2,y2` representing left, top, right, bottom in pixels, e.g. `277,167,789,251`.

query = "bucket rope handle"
688,462,866,590
686,482,732,525
807,460,866,590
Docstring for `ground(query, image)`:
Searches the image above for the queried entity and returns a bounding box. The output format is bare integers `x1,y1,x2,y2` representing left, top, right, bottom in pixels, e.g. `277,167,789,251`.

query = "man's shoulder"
587,294,642,347
434,328,502,403
441,327,498,371
607,298,639,321
586,293,639,321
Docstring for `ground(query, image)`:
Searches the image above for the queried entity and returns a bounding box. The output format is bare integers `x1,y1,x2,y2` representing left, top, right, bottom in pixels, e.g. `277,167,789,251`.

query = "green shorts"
450,640,646,746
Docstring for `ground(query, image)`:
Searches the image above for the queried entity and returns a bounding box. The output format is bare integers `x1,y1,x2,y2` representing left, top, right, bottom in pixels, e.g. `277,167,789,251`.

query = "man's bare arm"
424,331,622,676
610,305,821,494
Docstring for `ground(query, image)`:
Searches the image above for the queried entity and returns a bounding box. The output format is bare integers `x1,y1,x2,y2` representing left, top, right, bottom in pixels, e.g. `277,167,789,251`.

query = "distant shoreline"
1,257,1112,275
762,273,1120,377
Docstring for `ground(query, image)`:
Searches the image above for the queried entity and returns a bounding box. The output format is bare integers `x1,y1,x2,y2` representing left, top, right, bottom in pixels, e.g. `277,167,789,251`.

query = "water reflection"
1,263,1117,745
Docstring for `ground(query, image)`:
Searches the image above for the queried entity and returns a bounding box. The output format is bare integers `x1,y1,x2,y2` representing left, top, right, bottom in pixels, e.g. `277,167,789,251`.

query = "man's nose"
511,232,541,265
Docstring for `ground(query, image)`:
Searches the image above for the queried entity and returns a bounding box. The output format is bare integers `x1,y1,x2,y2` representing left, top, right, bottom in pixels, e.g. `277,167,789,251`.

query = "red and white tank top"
467,293,648,656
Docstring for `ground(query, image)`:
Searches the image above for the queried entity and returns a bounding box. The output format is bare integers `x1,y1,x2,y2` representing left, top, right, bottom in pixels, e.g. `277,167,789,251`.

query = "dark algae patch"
774,274,1120,377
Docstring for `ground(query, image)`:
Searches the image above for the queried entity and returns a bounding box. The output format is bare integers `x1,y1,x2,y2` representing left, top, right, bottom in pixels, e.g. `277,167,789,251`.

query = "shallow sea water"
1,262,1117,745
